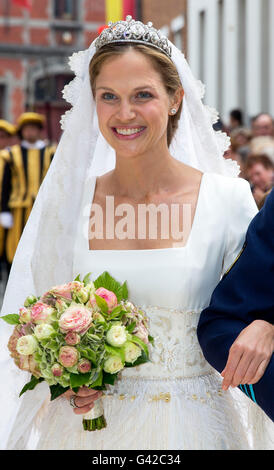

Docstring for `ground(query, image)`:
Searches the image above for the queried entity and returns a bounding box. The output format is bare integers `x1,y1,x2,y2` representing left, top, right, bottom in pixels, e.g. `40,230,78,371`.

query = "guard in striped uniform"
0,113,55,266
0,120,17,275
197,189,274,422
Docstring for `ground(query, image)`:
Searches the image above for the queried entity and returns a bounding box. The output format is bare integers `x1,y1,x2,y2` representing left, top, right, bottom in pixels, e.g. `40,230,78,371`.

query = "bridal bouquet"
1,272,153,431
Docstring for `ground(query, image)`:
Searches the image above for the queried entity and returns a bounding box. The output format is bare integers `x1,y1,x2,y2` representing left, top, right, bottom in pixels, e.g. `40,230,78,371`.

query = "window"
54,0,78,21
171,15,184,52
34,75,73,103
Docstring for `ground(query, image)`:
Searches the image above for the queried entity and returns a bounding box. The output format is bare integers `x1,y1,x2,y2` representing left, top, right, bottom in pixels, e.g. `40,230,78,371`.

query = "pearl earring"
170,108,177,115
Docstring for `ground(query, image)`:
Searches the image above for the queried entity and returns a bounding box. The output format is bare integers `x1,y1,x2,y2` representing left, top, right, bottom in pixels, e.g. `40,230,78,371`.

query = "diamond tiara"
95,15,172,58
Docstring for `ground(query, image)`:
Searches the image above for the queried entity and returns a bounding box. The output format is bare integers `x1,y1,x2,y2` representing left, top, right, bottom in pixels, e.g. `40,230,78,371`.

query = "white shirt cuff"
0,212,13,228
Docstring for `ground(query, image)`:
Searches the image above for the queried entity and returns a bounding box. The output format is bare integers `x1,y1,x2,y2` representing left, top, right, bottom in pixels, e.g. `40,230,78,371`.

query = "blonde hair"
89,43,183,147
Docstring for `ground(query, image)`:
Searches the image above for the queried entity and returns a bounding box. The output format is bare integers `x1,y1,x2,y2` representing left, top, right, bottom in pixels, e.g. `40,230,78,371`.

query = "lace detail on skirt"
121,306,214,379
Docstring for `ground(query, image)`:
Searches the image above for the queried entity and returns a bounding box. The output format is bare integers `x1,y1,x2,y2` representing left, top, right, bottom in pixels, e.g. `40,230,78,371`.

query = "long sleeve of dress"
221,178,258,275
197,178,258,359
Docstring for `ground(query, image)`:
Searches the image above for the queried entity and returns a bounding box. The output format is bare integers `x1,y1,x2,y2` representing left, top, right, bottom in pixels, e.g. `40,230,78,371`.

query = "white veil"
0,35,239,449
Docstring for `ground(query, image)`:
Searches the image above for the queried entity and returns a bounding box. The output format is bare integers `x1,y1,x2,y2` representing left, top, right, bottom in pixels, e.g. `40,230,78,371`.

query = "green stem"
82,415,107,431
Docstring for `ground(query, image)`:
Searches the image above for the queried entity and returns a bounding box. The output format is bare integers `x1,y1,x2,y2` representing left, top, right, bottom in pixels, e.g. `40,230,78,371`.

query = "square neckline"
83,172,207,253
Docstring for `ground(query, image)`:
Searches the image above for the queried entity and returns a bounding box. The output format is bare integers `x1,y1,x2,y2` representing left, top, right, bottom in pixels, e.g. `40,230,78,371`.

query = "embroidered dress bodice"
73,173,222,382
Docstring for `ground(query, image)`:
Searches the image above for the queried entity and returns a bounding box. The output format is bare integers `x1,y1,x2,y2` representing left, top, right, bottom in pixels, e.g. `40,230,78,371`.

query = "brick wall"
0,0,106,142
84,0,105,23
0,0,51,46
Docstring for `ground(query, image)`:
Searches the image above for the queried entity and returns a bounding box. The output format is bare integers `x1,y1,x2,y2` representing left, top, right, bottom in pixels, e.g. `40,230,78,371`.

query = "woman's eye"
101,91,152,100
136,91,152,99
102,93,116,100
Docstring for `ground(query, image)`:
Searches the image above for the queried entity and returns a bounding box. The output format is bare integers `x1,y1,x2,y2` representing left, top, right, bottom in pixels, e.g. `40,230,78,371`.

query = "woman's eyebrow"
96,85,157,92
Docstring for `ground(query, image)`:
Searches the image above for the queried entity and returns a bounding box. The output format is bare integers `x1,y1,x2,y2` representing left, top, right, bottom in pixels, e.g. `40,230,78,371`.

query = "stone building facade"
188,0,274,124
0,0,105,142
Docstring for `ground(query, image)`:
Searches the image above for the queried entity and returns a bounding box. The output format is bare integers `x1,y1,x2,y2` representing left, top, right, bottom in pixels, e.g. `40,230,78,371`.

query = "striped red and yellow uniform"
0,143,55,264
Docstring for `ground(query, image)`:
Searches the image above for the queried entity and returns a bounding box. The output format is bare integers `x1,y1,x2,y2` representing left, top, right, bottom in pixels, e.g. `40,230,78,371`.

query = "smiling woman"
0,16,272,451
89,43,183,148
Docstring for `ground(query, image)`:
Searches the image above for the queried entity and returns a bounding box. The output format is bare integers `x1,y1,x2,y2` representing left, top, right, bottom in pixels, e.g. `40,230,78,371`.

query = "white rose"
106,324,127,347
123,341,142,363
34,323,55,340
103,355,124,374
16,335,38,356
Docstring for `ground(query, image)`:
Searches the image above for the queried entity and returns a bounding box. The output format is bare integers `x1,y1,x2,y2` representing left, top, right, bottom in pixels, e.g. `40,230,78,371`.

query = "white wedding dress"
11,172,274,450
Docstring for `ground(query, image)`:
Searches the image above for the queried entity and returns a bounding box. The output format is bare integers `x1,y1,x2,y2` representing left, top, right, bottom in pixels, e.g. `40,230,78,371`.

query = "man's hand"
221,320,274,391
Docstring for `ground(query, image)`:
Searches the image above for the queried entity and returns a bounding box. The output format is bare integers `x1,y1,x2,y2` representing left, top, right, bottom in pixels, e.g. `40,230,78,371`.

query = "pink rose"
17,355,41,377
134,322,149,344
31,302,55,324
19,307,32,324
18,354,30,371
77,358,92,374
65,331,81,345
55,298,68,314
91,287,118,313
7,327,41,377
51,363,64,377
59,305,92,333
8,326,23,360
44,281,84,301
58,346,79,368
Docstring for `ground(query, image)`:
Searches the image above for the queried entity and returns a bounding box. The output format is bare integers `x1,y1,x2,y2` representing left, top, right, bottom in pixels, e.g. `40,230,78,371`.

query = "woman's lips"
111,126,146,140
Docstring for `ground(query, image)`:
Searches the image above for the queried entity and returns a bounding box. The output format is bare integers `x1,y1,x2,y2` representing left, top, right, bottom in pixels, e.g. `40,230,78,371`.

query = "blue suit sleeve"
197,189,274,421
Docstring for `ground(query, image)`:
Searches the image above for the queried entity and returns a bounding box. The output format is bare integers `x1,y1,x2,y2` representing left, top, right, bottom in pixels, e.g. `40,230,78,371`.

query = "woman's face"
94,49,174,159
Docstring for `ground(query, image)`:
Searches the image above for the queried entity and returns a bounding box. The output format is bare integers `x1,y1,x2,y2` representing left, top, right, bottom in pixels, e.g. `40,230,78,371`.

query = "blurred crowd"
219,110,274,209
0,108,273,306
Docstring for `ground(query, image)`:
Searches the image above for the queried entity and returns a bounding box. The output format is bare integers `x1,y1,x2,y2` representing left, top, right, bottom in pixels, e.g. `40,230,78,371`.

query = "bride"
0,17,273,450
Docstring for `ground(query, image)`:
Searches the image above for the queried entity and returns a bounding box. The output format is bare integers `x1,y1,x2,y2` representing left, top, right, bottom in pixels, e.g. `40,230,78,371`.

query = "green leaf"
70,372,91,388
1,314,20,325
83,272,92,286
109,305,122,316
90,369,103,388
126,321,136,333
50,384,69,401
109,312,124,322
148,335,155,346
74,274,81,282
128,334,149,358
94,294,109,314
121,281,128,300
108,307,124,321
19,375,44,397
125,350,149,368
105,344,125,362
103,371,118,385
77,346,97,365
94,271,128,302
